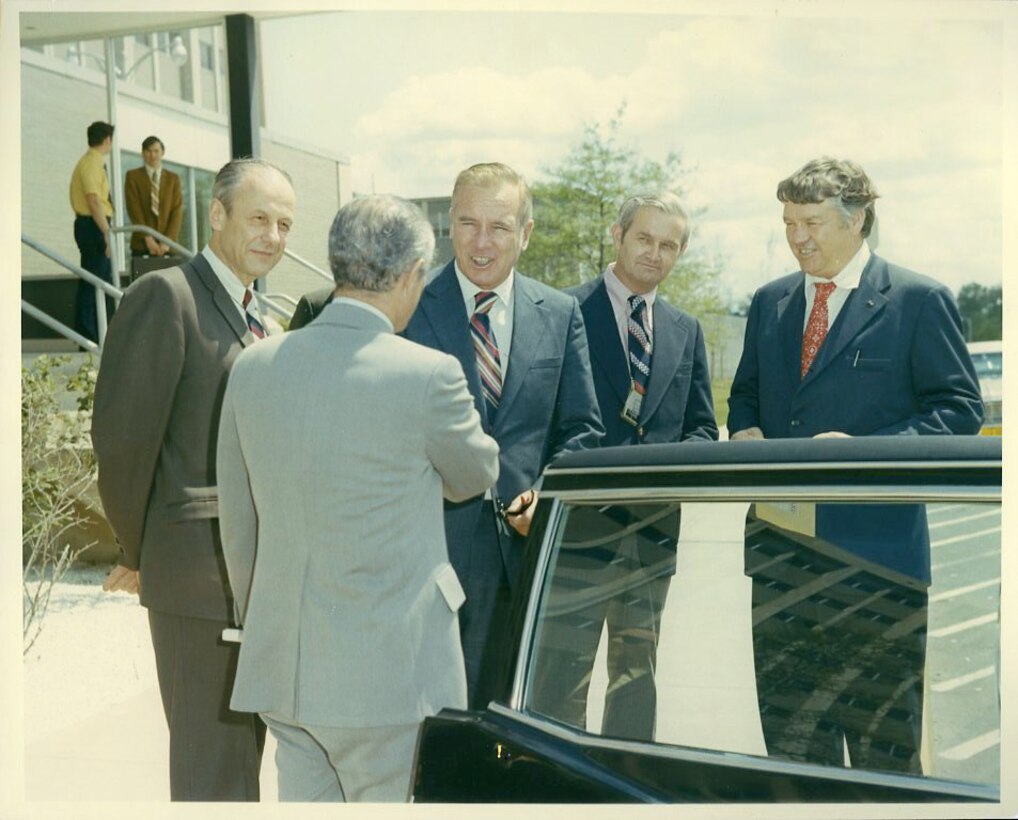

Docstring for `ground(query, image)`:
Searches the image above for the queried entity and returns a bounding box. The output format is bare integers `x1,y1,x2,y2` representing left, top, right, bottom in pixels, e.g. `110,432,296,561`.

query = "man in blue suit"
404,162,603,707
729,157,982,771
530,192,717,740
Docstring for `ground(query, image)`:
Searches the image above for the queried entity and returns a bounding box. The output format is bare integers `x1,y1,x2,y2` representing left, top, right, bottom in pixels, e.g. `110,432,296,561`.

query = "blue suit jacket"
728,254,982,439
404,261,604,584
729,253,983,581
568,275,718,446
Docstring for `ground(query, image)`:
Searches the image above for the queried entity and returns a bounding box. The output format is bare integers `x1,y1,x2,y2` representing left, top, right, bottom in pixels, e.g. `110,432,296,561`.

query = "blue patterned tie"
471,291,502,425
627,294,652,415
242,289,266,339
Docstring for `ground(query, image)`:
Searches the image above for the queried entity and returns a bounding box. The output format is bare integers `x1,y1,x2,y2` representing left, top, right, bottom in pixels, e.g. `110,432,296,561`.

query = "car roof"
548,435,998,472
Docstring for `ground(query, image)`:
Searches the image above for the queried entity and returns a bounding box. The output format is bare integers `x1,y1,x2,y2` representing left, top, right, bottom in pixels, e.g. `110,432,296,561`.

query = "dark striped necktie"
242,289,266,339
471,290,502,425
627,294,652,409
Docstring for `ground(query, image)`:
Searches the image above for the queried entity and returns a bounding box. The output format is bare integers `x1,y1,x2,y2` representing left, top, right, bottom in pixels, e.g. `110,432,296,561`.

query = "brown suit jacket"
124,166,184,254
91,253,257,620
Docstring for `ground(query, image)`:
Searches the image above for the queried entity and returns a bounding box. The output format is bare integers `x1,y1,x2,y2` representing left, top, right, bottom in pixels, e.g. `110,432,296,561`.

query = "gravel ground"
23,564,156,742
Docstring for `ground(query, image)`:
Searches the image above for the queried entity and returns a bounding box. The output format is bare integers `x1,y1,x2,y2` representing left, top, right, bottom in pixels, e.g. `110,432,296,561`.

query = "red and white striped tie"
471,290,501,426
242,289,266,340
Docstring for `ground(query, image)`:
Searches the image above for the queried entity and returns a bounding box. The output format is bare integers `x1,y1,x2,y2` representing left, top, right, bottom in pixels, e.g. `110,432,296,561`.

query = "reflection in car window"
523,499,999,788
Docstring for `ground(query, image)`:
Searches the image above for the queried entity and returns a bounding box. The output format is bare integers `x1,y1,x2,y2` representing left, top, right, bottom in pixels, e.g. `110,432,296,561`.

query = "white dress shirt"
802,241,871,331
201,245,262,327
454,262,515,366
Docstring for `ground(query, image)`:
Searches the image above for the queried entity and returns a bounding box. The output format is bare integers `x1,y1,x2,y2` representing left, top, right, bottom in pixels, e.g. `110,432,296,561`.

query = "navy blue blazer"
404,261,604,584
728,254,983,439
728,253,982,582
568,276,718,446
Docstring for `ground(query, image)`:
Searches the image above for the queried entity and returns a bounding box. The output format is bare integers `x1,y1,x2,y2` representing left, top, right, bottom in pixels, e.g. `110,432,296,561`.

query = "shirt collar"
145,163,161,180
804,241,870,292
453,261,515,312
605,262,657,308
201,245,249,309
332,296,394,333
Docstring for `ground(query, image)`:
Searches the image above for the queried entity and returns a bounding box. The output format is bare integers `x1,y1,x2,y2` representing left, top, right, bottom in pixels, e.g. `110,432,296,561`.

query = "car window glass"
523,498,999,789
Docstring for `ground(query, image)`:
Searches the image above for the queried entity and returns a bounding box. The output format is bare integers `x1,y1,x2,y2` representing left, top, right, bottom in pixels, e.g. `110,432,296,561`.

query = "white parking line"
931,548,1001,572
928,509,1000,530
938,729,1000,761
929,578,1000,603
931,526,1000,548
928,612,998,638
926,504,963,517
930,665,996,692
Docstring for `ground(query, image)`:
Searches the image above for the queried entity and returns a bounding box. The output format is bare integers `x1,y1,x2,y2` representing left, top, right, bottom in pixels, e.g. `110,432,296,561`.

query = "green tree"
524,103,724,315
956,282,1002,342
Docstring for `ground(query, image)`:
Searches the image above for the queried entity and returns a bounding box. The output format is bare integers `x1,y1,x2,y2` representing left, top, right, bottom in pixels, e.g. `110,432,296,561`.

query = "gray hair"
776,157,879,238
213,158,293,213
452,162,533,226
616,191,691,245
328,195,435,292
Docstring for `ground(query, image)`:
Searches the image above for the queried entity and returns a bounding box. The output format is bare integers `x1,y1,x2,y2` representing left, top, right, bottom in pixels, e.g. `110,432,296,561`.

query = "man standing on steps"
69,120,116,343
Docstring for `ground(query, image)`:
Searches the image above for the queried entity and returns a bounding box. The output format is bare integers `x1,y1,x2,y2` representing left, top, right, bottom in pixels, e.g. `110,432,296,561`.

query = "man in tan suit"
92,158,295,801
124,135,184,259
217,194,499,802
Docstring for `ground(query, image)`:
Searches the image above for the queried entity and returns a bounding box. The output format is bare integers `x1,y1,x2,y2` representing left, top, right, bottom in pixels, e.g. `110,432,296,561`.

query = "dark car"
412,436,1002,806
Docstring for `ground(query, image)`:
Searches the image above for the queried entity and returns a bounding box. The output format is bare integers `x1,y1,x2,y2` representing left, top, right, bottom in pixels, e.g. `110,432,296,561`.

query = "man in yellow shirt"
69,121,115,343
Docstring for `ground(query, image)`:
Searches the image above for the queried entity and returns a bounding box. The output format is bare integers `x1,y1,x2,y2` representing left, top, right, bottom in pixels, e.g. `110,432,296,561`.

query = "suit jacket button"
790,419,800,427
637,426,645,438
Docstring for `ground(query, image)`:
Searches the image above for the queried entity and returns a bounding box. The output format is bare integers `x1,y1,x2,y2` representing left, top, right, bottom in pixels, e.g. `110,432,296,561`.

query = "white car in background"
968,340,1002,435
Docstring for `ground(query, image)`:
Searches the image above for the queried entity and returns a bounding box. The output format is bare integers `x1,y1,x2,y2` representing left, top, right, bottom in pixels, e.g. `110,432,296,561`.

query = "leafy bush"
22,355,98,654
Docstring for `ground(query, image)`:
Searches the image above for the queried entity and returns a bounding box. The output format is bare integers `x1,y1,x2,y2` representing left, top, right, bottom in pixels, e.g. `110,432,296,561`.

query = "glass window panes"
524,498,999,788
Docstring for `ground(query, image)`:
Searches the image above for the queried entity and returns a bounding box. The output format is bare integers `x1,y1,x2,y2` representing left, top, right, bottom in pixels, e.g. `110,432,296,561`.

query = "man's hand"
144,235,161,256
814,431,851,438
103,565,140,595
159,242,171,256
504,489,538,537
730,426,765,441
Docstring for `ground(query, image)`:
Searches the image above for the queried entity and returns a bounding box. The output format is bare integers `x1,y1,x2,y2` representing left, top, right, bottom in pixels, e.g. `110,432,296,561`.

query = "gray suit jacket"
91,253,257,621
217,301,500,727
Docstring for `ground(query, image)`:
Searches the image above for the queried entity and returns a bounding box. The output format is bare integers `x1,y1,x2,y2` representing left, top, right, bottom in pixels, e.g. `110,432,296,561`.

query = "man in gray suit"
217,195,500,802
92,158,296,801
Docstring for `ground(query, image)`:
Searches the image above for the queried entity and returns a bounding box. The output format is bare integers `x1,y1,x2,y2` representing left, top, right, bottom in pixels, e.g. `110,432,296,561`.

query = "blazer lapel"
642,299,688,423
189,254,250,346
583,279,630,403
419,263,486,422
495,276,545,425
776,278,807,387
807,254,890,380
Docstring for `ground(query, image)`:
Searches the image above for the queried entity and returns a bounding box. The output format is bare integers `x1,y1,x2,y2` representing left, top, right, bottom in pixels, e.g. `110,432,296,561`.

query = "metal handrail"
21,300,99,354
284,248,333,284
110,224,194,259
22,227,325,353
22,233,123,351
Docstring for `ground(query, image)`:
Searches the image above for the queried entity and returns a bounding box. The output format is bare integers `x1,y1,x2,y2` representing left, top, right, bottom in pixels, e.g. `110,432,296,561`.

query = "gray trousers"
262,713,422,802
148,609,265,801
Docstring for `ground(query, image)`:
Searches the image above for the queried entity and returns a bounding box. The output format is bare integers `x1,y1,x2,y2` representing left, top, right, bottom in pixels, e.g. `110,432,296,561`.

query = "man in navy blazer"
729,157,982,771
404,162,603,707
532,192,717,740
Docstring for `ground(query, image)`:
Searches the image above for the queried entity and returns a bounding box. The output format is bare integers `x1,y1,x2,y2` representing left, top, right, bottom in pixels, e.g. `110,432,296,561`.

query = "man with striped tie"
405,162,603,708
531,192,717,740
124,135,184,265
92,158,296,801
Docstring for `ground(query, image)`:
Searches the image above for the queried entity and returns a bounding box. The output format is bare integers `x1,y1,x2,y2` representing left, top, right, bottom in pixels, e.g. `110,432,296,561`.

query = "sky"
259,4,1007,305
